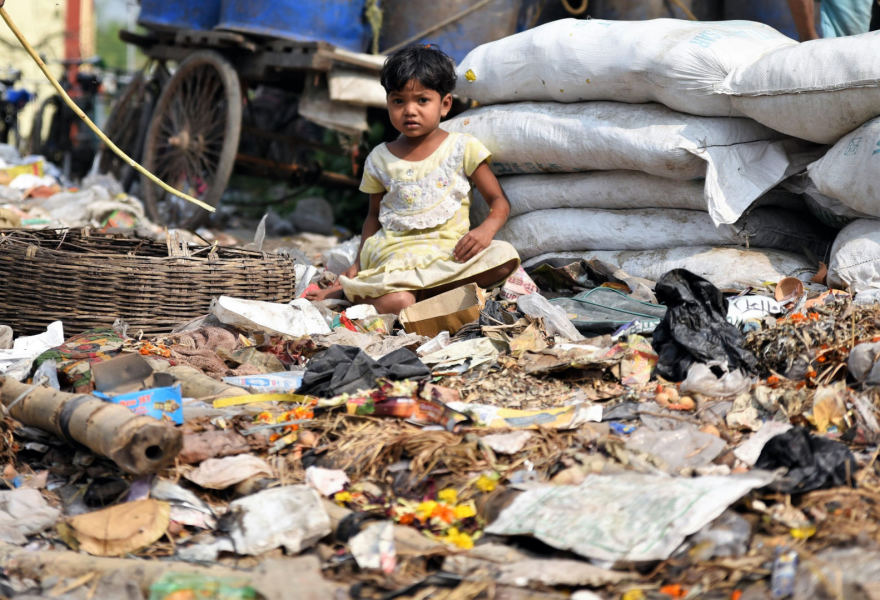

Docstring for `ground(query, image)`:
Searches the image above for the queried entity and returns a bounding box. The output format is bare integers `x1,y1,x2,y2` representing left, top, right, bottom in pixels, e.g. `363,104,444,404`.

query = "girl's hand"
305,282,344,301
454,225,493,262
305,261,360,301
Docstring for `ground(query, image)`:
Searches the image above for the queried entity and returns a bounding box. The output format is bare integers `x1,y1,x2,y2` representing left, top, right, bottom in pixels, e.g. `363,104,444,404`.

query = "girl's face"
387,79,452,140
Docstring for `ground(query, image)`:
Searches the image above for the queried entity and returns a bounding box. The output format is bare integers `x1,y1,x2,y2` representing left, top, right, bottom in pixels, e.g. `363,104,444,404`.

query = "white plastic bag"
457,18,795,116
680,363,755,398
828,218,880,293
0,320,64,381
211,296,331,337
443,101,796,225
808,116,880,218
523,246,816,290
722,30,880,144
516,293,584,341
322,236,361,275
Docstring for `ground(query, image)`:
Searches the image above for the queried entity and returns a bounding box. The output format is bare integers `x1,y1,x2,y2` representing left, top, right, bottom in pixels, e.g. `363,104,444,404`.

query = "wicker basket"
0,228,297,336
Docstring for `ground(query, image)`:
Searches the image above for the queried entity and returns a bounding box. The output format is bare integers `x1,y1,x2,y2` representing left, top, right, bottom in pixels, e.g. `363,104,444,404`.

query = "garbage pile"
0,145,151,233
448,19,880,292
3,245,880,599
5,15,880,600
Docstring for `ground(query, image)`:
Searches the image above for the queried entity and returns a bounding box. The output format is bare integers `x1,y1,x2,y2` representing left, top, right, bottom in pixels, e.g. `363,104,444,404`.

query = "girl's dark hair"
380,45,456,96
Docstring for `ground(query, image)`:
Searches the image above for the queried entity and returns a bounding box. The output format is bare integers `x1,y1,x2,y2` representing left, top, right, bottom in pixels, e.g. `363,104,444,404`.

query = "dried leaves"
745,301,880,381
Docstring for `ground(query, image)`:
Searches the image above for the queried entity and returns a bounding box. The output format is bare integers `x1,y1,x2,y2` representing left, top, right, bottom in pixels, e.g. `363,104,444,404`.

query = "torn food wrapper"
222,371,305,394
344,379,471,431
420,337,501,375
726,294,785,328
448,401,603,430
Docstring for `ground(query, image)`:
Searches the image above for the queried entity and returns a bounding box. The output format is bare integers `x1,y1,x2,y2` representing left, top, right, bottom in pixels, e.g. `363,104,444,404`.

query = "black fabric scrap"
755,426,857,494
298,345,430,397
651,268,757,381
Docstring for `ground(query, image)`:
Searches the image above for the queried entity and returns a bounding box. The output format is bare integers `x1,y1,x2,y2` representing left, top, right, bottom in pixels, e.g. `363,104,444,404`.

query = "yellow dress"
340,130,520,301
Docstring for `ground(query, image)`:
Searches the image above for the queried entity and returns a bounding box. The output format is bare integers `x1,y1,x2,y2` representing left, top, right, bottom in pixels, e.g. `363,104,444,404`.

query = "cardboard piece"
92,354,183,424
399,283,485,338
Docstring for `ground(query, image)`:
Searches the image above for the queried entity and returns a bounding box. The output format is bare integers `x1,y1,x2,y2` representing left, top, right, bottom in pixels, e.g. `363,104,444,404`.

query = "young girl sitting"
307,45,520,314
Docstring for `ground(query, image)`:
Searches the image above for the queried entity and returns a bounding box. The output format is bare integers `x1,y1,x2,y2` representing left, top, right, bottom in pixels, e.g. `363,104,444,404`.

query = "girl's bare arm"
454,162,510,262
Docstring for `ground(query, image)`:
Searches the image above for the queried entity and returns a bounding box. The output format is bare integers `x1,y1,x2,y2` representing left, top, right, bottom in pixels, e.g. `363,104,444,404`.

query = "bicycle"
97,59,169,193
0,67,33,152
28,56,104,180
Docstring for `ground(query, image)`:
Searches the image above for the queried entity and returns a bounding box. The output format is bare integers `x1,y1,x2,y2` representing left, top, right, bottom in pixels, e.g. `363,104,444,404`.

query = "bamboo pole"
0,377,181,475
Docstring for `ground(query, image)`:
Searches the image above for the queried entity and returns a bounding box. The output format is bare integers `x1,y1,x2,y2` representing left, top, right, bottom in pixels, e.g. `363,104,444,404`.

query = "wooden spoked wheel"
141,51,242,230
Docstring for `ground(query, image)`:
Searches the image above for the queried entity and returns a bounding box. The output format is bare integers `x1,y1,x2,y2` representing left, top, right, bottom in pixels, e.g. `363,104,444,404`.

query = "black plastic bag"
298,345,430,397
755,426,857,493
651,269,757,381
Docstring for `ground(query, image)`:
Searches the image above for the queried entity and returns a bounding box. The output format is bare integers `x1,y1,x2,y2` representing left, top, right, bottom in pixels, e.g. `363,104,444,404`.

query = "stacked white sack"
721,30,880,144
717,31,880,294
801,109,880,294
443,101,802,226
471,172,804,222
445,18,838,288
456,18,796,117
523,247,816,291
808,118,880,219
493,207,831,262
828,220,880,296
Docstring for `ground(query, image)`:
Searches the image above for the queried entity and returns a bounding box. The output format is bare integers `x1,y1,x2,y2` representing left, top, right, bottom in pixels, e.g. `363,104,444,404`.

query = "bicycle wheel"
27,95,63,159
141,51,242,230
98,71,146,185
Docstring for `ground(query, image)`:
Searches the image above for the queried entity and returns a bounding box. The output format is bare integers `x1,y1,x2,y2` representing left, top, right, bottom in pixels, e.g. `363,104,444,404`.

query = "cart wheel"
141,51,241,230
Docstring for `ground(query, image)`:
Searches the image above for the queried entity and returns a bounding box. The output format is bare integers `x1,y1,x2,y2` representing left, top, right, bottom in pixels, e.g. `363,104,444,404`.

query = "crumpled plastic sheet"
651,269,758,381
754,426,858,493
298,345,430,397
0,488,61,544
221,485,331,556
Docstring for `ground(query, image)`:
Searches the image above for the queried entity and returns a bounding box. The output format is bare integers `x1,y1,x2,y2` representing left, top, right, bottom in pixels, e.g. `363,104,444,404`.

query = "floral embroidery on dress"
375,134,474,232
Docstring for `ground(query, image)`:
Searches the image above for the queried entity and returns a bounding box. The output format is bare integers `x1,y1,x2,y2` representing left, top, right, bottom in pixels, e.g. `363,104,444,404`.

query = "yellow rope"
561,0,589,16
0,5,214,213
